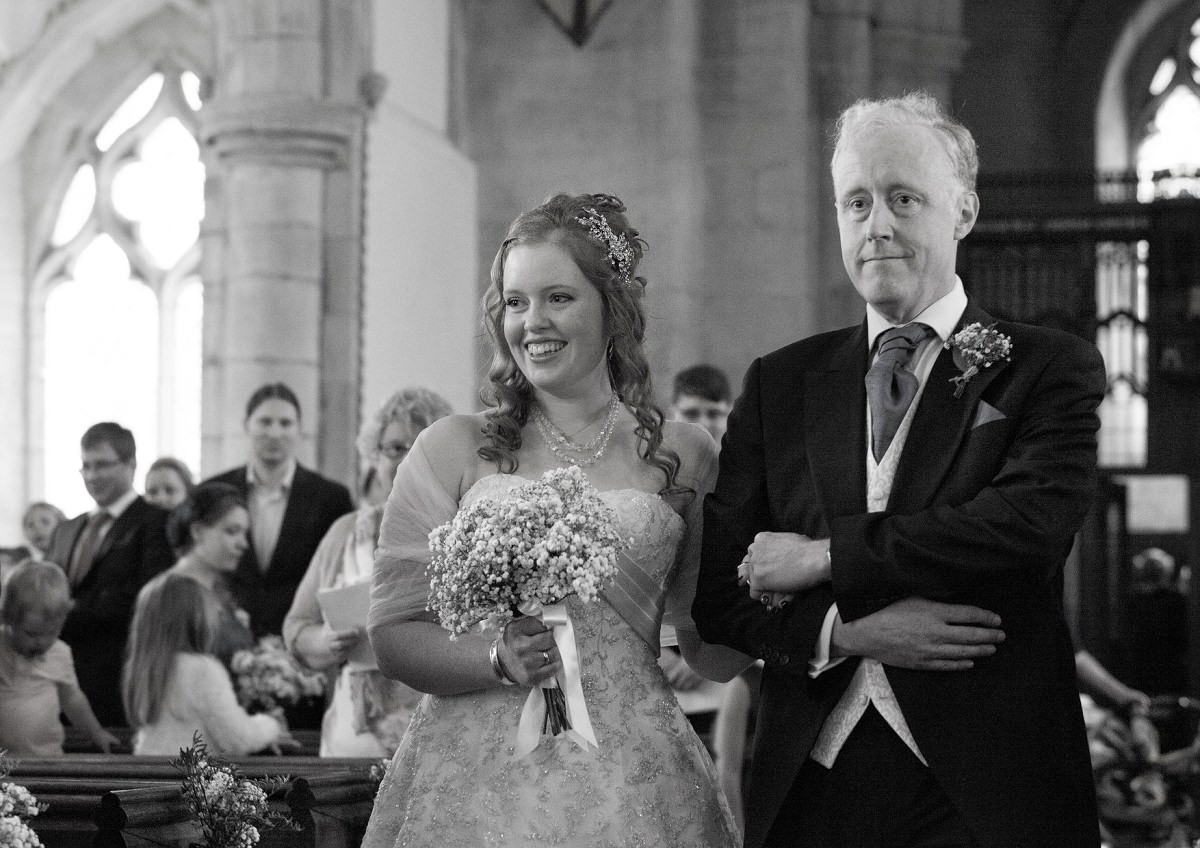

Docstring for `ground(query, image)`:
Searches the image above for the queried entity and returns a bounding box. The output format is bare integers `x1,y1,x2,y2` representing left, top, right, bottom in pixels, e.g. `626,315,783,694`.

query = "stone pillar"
199,0,371,483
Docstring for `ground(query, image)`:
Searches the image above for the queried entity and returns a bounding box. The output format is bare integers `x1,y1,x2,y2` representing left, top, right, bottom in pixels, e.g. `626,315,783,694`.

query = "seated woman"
284,387,453,757
165,482,256,666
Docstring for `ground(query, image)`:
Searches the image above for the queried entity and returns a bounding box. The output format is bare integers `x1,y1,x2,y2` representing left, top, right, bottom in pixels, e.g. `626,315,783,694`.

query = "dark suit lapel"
804,324,869,518
889,303,1008,513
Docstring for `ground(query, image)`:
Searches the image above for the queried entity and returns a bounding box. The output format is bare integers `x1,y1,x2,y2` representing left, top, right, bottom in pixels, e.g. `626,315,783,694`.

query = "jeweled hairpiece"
575,207,635,287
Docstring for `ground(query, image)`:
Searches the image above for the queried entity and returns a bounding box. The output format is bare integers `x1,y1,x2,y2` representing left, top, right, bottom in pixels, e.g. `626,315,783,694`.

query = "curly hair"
479,192,681,491
357,387,454,464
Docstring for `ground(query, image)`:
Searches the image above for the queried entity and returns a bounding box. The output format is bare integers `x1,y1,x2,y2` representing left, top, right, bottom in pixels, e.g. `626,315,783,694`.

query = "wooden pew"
10,754,379,848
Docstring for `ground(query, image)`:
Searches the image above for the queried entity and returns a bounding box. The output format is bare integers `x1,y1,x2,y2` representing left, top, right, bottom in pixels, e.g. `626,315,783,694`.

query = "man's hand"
832,596,1004,671
740,533,830,604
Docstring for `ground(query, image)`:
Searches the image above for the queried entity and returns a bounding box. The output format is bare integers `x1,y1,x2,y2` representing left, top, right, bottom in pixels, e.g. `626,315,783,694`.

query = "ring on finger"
760,593,772,607
542,650,551,665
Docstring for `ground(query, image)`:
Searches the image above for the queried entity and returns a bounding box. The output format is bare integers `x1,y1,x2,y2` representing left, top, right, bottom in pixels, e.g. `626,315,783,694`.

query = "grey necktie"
865,323,935,462
71,511,113,587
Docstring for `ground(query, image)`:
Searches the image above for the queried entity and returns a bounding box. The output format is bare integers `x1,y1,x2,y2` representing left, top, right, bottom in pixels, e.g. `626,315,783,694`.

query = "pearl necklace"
532,393,621,467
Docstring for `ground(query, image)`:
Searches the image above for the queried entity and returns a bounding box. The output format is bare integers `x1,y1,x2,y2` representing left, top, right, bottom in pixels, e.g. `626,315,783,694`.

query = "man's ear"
954,191,979,241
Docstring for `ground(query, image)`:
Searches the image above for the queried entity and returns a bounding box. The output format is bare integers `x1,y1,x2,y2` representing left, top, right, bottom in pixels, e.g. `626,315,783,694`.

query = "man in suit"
205,382,354,638
693,92,1103,848
47,422,173,727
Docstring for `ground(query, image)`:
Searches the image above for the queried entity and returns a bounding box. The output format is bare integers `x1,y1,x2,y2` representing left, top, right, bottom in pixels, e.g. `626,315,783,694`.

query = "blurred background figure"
1124,547,1188,698
46,422,173,727
669,364,732,445
660,363,737,747
22,502,67,562
164,481,256,667
144,457,196,511
204,382,354,640
123,572,291,756
285,386,452,757
0,560,120,755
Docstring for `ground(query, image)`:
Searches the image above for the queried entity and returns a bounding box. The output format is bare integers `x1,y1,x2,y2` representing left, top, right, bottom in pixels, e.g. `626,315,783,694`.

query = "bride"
361,193,751,847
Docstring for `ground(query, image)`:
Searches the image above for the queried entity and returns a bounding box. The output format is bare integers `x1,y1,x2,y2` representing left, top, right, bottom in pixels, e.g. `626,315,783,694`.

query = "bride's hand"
496,617,561,686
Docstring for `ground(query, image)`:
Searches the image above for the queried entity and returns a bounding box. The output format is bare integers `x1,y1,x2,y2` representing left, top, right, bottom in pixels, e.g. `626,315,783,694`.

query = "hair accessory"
576,207,635,287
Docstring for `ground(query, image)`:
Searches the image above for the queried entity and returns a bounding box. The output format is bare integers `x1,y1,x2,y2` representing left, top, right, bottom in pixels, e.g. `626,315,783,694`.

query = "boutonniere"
944,322,1012,398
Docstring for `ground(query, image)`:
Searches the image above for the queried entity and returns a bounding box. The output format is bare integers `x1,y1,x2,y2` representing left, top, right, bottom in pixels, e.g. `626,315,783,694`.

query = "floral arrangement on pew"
230,635,326,714
426,465,626,757
0,752,47,848
172,732,298,848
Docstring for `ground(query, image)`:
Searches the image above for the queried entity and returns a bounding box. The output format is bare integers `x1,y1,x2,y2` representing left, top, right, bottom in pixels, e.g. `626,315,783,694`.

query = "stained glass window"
37,68,204,515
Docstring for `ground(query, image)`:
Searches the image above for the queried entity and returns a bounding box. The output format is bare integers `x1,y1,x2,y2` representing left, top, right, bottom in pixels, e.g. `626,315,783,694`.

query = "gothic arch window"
1093,6,1200,469
33,67,204,515
1134,13,1200,200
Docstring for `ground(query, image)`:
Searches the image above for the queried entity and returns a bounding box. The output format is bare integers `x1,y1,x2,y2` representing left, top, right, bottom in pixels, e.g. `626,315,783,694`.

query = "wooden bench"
10,754,379,848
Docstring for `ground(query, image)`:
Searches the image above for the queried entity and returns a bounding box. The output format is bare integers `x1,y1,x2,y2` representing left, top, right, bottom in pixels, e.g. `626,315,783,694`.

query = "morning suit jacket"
694,302,1104,848
205,464,353,637
47,496,173,727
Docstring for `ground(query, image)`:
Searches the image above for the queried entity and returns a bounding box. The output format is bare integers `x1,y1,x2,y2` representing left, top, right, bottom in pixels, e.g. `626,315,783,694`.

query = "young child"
0,560,120,755
21,502,66,560
123,572,291,756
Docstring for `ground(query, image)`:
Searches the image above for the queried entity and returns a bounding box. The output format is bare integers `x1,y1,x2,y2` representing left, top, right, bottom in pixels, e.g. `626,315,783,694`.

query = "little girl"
0,560,120,755
123,572,291,756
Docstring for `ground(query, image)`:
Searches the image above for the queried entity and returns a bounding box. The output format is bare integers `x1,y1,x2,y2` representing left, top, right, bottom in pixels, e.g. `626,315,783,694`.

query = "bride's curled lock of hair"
479,192,682,493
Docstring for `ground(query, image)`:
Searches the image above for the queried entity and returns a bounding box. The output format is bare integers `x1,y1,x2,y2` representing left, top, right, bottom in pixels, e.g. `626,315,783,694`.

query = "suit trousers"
765,705,979,848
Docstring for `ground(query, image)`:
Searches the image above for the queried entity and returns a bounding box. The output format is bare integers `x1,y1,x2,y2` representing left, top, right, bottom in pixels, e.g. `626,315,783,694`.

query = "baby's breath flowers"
1,752,47,848
427,466,625,638
172,732,298,848
231,635,326,713
944,322,1013,398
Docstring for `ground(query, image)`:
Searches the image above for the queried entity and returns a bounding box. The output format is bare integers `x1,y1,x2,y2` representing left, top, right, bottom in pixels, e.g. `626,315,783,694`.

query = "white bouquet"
427,465,626,754
1,752,47,848
231,635,326,713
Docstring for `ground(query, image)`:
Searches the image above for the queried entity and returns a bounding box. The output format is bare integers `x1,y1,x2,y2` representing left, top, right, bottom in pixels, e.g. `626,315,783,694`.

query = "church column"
199,0,371,483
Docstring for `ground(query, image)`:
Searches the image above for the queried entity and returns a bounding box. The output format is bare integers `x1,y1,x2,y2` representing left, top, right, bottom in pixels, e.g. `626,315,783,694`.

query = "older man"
694,92,1103,848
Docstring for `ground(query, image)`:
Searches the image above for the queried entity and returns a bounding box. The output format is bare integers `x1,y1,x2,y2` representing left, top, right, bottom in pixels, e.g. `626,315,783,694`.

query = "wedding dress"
361,447,739,848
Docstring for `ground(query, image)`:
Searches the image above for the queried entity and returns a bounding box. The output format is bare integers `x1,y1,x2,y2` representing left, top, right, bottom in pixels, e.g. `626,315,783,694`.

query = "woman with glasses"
283,387,453,757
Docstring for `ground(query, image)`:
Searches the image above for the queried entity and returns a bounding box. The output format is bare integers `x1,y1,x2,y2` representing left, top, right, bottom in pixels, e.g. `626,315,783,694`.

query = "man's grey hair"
831,91,979,194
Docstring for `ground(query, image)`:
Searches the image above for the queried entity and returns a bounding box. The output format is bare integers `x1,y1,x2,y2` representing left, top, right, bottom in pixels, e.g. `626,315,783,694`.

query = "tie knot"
89,511,113,529
876,323,933,359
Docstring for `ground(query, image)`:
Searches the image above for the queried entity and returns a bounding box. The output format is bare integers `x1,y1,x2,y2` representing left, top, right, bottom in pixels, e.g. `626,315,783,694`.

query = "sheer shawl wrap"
368,428,719,653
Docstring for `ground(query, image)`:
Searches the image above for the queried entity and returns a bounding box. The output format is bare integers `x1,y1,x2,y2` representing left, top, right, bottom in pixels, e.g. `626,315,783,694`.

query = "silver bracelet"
489,636,516,685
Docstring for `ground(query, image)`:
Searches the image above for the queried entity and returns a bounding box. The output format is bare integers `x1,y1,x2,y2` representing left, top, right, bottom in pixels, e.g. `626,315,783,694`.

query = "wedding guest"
670,363,733,444
0,560,120,755
123,572,291,756
284,387,452,757
21,501,66,561
144,456,195,511
204,383,354,637
695,91,1103,848
46,421,173,726
360,193,751,848
164,482,256,667
661,363,737,742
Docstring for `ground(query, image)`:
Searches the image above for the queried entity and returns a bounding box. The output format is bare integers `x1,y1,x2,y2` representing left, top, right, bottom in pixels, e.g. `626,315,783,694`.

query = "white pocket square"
971,400,1006,429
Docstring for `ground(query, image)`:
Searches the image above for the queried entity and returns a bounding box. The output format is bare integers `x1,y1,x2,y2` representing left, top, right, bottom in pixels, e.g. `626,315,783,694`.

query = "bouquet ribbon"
514,601,598,758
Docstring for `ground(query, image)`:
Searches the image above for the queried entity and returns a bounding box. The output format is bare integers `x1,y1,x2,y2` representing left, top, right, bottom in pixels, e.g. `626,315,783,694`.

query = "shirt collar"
246,458,297,491
99,487,139,520
866,276,968,351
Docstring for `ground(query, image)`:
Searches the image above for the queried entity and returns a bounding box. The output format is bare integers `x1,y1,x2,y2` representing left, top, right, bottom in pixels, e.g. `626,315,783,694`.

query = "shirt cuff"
808,603,847,678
